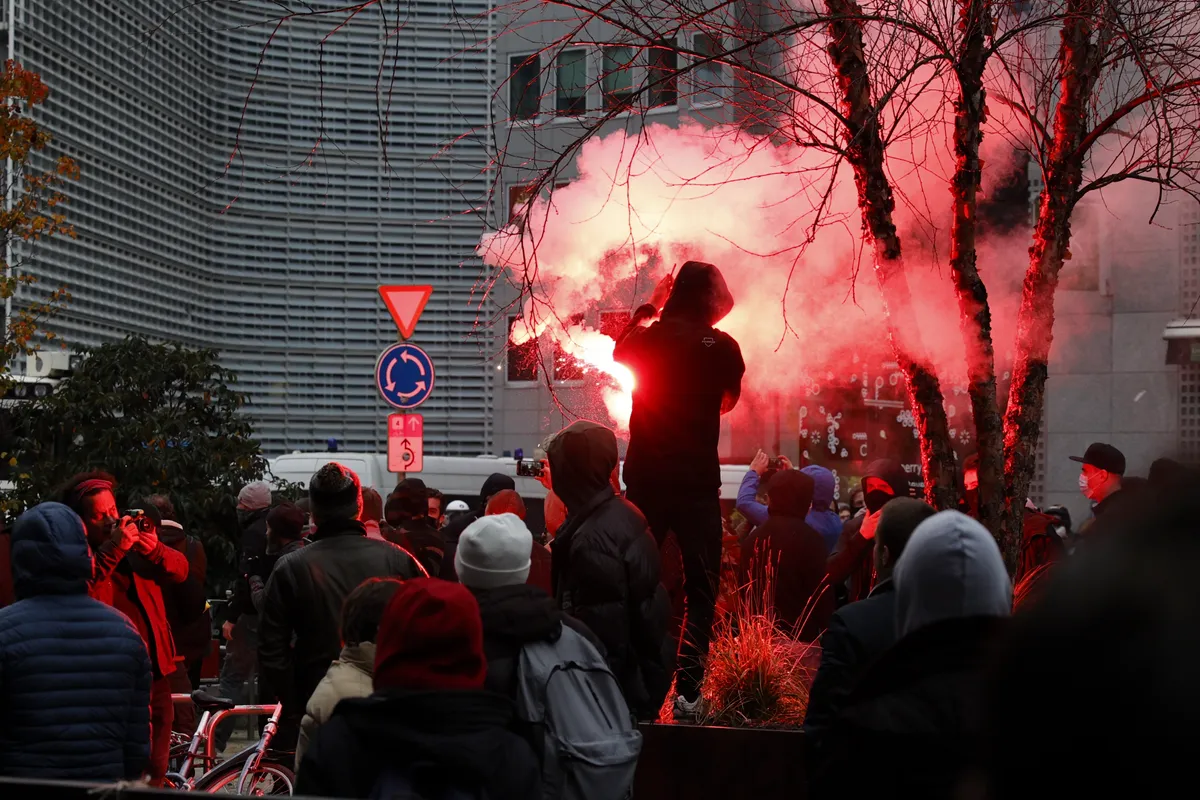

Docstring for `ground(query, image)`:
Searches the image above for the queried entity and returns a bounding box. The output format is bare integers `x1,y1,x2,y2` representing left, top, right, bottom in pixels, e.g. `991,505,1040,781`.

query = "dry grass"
697,562,821,729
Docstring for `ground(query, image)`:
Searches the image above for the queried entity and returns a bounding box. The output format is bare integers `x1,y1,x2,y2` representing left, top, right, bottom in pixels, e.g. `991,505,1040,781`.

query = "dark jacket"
826,459,910,604
737,470,834,641
387,517,445,579
225,508,269,622
89,529,189,679
804,579,897,737
0,503,152,781
470,583,603,700
614,261,745,494
249,538,307,615
441,473,517,582
811,616,1008,800
159,521,211,664
258,518,424,719
0,530,12,609
548,421,672,719
295,689,540,799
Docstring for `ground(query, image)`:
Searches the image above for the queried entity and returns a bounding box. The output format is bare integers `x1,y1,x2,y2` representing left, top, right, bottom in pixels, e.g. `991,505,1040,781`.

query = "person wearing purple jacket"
737,453,843,554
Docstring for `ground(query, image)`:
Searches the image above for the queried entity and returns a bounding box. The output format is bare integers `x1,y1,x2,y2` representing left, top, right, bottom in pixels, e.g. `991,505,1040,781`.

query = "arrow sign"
380,285,432,340
389,413,423,472
375,343,435,410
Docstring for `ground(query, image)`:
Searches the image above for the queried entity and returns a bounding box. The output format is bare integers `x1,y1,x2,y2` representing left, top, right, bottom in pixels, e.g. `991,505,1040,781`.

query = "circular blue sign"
375,343,435,410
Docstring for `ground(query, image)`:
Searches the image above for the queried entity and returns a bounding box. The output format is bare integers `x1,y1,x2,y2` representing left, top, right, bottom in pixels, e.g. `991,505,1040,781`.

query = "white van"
267,451,748,534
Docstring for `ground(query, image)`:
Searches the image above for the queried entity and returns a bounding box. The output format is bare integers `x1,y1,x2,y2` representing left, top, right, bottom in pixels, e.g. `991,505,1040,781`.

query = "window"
648,41,678,107
509,54,541,120
553,341,585,382
556,49,588,115
507,316,539,382
508,183,536,225
692,34,724,107
602,46,636,111
600,309,631,341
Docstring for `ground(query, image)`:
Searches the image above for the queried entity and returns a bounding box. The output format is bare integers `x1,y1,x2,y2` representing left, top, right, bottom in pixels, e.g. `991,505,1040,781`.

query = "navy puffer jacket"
0,502,151,781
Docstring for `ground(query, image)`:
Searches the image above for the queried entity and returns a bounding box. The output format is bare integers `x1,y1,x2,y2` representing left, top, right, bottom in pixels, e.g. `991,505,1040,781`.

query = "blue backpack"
515,626,643,800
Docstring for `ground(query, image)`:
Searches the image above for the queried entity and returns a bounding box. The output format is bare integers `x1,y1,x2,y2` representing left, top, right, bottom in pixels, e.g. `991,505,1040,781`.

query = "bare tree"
189,0,1200,568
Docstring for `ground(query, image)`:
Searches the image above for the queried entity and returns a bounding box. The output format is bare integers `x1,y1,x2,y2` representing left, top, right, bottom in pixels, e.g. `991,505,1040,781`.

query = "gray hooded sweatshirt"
893,511,1012,639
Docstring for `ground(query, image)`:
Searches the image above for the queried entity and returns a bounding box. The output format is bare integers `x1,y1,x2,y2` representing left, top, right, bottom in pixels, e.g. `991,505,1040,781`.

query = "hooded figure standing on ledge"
614,260,745,722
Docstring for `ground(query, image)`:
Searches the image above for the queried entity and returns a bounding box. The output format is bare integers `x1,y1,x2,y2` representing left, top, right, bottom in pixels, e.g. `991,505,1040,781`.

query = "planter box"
635,722,807,800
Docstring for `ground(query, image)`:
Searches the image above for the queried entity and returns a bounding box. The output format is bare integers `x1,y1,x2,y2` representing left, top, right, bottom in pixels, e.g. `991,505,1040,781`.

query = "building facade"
4,0,494,455
487,0,1195,525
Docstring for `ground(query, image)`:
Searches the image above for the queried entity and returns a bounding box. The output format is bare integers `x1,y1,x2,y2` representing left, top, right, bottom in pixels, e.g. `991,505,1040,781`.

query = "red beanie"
373,577,487,691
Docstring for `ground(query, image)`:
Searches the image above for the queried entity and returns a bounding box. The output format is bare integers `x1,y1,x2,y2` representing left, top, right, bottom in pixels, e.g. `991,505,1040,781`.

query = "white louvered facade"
5,0,494,455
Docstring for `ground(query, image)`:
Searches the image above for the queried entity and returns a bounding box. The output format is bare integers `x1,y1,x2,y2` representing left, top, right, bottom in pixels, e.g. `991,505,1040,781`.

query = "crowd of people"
1,259,1199,798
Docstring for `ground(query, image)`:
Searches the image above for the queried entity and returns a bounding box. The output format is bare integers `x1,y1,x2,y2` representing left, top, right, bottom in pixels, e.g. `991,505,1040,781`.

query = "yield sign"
379,285,432,340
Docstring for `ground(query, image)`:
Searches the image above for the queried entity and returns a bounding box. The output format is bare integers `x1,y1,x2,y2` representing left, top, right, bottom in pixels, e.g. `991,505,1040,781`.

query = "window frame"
555,48,589,116
601,45,637,112
508,53,542,122
691,33,725,109
647,40,679,109
506,315,540,384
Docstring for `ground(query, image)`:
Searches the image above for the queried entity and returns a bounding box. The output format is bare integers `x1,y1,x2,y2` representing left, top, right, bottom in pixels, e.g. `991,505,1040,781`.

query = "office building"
488,0,1196,525
4,0,493,455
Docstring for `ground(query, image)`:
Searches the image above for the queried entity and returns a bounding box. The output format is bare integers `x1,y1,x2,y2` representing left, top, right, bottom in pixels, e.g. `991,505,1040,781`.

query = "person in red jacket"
58,472,189,787
485,489,552,595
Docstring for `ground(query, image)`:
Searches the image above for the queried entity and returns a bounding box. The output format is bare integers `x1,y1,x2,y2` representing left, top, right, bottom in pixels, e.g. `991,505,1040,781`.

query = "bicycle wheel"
195,754,294,796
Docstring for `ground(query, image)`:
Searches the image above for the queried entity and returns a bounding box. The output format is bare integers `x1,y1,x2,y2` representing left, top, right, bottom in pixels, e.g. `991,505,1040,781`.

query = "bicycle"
166,689,295,795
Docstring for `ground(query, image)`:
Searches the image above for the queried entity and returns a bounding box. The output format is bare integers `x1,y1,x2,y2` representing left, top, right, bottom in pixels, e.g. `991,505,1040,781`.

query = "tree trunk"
824,0,959,509
949,0,1006,538
1001,0,1105,568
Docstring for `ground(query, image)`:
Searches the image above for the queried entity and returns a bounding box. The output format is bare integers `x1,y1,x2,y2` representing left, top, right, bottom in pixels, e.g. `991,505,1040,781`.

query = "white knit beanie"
455,513,532,589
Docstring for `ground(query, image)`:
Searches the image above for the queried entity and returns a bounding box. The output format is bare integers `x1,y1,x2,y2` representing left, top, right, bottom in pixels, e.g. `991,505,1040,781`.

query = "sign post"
389,413,423,473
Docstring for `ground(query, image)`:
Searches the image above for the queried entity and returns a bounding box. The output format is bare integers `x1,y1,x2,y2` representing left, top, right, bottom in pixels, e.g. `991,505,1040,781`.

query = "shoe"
673,693,704,723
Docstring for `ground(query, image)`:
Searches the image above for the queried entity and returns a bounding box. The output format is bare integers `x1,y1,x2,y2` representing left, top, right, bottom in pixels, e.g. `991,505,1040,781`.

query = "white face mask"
1078,472,1089,494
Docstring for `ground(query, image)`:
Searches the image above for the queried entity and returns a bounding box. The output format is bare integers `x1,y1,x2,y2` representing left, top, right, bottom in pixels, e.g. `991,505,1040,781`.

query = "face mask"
1078,473,1092,499
864,489,894,514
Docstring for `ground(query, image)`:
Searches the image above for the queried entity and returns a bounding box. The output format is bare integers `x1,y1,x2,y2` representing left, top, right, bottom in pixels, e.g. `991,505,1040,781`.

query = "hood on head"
893,510,1011,639
545,420,619,511
12,502,93,599
801,465,836,508
865,459,911,498
661,261,734,326
767,470,815,518
480,473,515,504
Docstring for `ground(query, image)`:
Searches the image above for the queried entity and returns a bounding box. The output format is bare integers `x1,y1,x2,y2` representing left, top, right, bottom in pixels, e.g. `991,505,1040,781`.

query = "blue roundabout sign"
375,343,435,410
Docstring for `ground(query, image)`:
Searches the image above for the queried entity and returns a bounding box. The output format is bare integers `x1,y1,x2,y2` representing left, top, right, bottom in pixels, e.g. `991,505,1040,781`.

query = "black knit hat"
309,462,361,519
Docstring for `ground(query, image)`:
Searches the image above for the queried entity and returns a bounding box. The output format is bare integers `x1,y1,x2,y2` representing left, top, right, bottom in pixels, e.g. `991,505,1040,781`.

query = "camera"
767,457,786,470
122,509,154,533
516,459,546,479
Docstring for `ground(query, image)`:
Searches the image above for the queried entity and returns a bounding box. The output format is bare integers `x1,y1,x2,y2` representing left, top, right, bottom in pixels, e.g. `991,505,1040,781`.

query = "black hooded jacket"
827,460,911,605
614,261,745,494
547,421,672,719
738,470,834,641
470,583,603,700
441,473,517,582
295,689,540,799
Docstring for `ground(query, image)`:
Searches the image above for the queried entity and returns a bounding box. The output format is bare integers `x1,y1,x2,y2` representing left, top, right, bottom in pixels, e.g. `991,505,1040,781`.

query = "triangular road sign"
379,285,432,339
